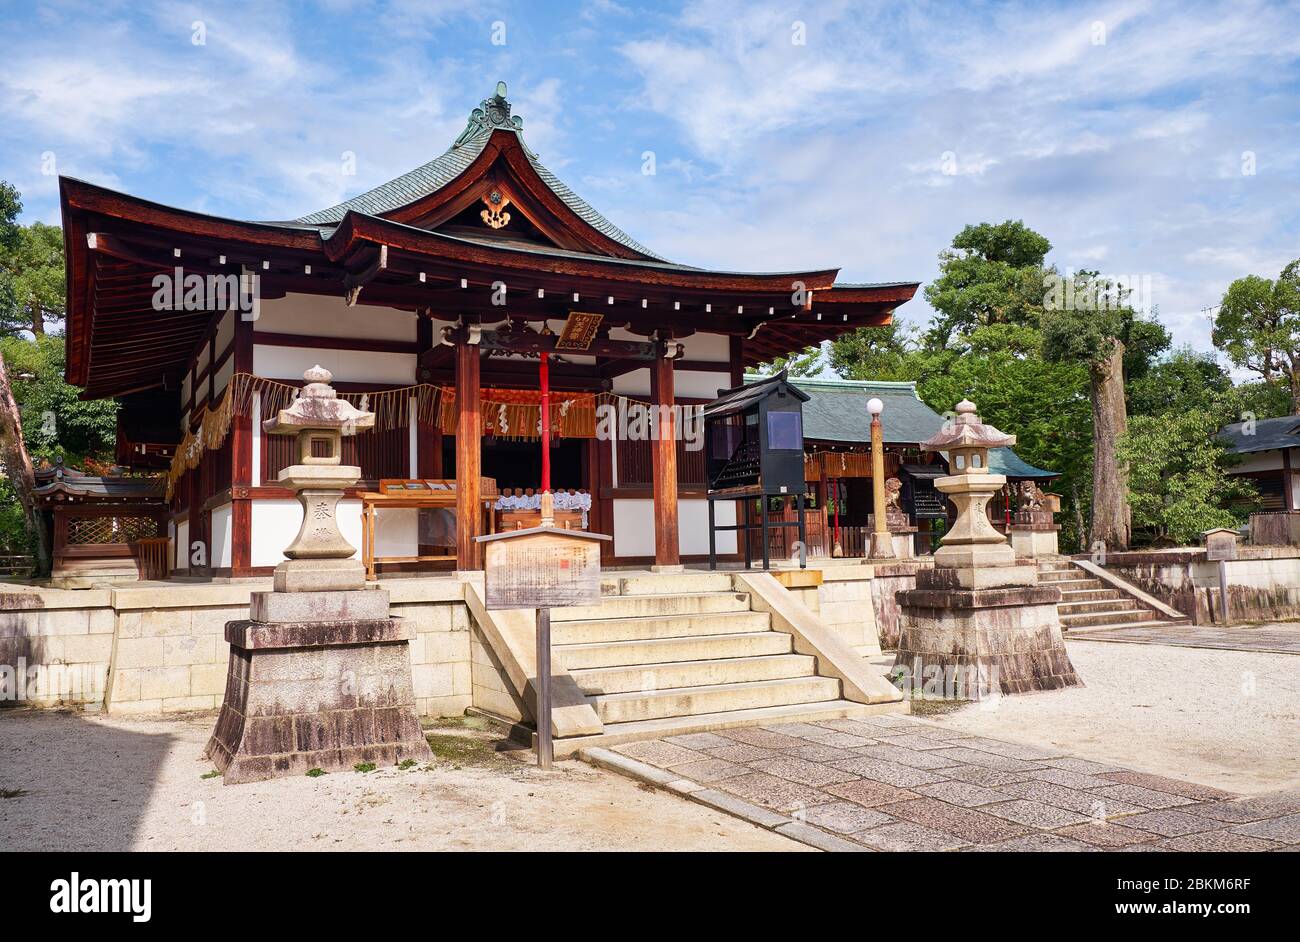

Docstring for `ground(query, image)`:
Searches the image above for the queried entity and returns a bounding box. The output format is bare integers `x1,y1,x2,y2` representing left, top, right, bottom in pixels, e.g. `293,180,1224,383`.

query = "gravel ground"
0,712,805,852
899,640,1299,796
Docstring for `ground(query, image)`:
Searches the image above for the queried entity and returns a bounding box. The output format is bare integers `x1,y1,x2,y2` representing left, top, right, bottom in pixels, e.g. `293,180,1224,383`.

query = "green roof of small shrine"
294,82,666,261
745,373,1057,479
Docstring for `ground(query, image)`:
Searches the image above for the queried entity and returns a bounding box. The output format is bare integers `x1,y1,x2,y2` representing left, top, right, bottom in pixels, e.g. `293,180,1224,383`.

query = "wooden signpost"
1203,528,1240,625
476,494,610,768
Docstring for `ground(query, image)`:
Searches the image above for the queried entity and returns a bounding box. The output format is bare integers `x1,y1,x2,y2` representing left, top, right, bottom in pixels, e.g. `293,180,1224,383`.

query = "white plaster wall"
612,498,736,558
210,503,233,569
212,356,234,396
214,309,235,358
176,520,190,569
256,293,417,342
251,500,417,567
250,396,262,486
1231,453,1284,474
194,375,209,406
251,500,300,568
612,367,730,400
253,344,416,385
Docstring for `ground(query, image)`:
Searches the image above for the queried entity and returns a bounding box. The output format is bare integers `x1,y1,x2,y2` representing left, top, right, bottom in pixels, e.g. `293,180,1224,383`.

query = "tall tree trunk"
0,351,50,574
1289,364,1300,416
1089,341,1130,553
31,304,44,337
1069,480,1086,553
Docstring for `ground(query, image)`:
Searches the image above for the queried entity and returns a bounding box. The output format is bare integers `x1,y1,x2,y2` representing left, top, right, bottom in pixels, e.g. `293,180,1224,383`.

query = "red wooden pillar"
651,347,680,567
230,316,254,576
455,338,482,570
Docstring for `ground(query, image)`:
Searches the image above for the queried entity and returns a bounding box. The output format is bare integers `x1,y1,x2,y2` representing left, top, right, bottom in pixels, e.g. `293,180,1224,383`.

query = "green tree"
922,220,1053,349
1,221,66,336
757,343,825,377
1041,272,1170,551
828,322,919,380
1120,407,1255,545
1212,260,1300,414
909,326,1094,551
1128,346,1232,419
1,333,118,465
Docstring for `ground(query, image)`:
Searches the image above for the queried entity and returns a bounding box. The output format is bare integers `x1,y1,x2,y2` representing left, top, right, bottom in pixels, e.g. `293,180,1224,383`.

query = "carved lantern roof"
919,400,1016,453
262,366,376,435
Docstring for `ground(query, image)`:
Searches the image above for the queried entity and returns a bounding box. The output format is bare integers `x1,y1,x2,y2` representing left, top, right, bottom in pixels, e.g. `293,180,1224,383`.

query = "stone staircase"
1038,560,1188,632
548,571,901,748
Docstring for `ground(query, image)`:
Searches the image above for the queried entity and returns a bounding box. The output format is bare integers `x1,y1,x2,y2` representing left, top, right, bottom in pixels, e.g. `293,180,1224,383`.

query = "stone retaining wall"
0,579,474,718
1099,548,1300,625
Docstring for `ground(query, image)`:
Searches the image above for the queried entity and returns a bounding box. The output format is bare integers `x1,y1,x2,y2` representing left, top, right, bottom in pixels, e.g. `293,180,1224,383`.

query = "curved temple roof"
59,82,920,398
294,82,666,261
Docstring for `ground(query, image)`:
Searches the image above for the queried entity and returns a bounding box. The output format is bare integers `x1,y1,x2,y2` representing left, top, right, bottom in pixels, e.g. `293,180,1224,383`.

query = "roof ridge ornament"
453,80,526,150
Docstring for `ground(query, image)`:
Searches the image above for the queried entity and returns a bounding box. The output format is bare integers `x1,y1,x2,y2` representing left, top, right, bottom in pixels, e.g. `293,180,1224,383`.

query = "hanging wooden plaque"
555,311,604,351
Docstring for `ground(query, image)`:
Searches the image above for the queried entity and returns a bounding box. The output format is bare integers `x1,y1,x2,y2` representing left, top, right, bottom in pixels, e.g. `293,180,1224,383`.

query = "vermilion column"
650,348,680,567
455,339,482,570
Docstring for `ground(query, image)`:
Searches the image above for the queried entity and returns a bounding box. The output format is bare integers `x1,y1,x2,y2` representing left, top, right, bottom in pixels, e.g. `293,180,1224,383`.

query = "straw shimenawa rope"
164,373,685,497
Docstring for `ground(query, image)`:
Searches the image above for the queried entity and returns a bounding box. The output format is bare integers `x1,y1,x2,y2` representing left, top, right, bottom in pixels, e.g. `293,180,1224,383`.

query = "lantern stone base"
894,568,1081,697
205,591,431,784
273,558,366,593
1010,523,1061,560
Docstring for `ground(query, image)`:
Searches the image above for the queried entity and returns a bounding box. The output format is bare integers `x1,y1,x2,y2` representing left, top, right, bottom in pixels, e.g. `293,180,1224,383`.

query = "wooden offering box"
499,510,585,531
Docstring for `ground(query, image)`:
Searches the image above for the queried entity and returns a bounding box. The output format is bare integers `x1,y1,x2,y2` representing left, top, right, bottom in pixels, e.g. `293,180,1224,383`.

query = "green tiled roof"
294,83,667,261
745,373,1057,479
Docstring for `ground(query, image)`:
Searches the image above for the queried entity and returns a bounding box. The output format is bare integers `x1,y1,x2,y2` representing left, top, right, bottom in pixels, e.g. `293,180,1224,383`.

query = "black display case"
702,371,811,570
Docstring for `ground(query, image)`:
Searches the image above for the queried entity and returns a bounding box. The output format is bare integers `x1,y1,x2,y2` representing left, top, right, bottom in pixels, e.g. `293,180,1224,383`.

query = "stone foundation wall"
785,571,883,656
0,580,478,718
868,562,927,650
1100,548,1300,625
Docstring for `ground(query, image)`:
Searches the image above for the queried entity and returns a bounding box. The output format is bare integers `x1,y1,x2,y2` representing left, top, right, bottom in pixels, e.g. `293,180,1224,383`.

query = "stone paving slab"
589,712,1300,852
1068,623,1300,655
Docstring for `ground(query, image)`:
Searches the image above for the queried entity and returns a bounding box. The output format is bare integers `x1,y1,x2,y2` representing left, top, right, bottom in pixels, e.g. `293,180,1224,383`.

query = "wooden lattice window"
66,515,160,545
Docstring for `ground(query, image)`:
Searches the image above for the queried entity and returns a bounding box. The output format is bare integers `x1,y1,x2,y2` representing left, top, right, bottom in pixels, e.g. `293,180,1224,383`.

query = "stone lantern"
892,400,1080,696
925,399,1018,572
205,365,430,783
262,364,374,589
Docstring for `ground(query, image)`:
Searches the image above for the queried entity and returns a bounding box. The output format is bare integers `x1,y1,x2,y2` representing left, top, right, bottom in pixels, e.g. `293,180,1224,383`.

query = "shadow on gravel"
0,711,176,851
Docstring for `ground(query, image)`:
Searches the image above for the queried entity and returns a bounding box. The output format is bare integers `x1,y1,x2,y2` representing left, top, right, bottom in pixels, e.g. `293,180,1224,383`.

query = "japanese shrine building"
59,82,918,577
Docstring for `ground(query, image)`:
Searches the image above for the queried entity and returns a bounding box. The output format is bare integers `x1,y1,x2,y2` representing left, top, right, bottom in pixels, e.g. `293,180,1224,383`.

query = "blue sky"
2,0,1298,359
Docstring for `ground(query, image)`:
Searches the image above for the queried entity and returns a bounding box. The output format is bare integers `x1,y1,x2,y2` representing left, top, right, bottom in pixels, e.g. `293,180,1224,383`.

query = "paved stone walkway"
598,713,1300,851
1069,622,1300,655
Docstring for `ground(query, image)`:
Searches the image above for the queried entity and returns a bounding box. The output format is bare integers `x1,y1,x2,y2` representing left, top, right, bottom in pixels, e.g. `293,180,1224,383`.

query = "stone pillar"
206,366,431,783
869,476,917,558
893,401,1080,697
1008,480,1061,560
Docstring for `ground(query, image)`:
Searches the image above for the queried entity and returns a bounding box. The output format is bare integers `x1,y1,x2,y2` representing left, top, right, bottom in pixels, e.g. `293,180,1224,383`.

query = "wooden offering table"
359,478,498,580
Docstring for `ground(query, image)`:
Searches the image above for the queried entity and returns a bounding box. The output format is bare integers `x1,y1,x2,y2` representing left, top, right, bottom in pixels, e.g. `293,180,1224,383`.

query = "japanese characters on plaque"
555,311,604,352
483,532,603,609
